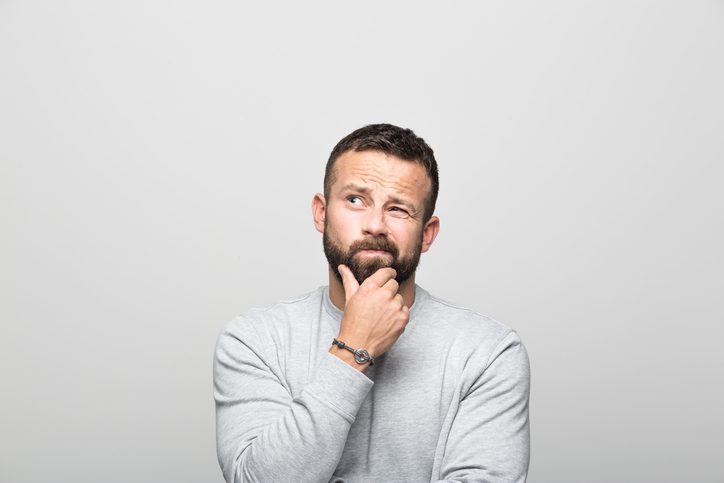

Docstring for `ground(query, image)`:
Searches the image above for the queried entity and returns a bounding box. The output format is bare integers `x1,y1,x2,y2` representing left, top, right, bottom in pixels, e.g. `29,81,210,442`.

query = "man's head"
313,124,440,286
324,124,439,224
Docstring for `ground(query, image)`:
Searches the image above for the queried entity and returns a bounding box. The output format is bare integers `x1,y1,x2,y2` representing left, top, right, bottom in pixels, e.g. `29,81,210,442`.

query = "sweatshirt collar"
322,283,429,322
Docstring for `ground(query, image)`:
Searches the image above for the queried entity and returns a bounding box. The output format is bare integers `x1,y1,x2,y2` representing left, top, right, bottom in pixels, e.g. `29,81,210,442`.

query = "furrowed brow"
389,195,418,213
340,183,371,194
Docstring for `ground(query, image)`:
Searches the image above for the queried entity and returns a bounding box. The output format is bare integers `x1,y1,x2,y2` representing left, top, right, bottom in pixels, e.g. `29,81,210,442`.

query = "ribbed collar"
322,283,430,322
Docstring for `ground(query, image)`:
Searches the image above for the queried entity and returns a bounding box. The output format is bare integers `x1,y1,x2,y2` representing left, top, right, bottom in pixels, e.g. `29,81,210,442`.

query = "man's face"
318,149,434,285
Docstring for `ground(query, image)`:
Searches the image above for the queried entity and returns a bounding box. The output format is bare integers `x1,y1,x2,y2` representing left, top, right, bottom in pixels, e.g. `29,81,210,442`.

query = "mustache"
349,237,399,257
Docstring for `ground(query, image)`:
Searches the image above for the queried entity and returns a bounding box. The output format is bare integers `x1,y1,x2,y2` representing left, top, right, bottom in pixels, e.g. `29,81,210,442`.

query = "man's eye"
348,196,362,205
389,207,409,216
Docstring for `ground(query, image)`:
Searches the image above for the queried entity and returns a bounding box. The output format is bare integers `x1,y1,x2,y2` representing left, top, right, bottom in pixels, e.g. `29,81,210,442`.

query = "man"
214,124,530,482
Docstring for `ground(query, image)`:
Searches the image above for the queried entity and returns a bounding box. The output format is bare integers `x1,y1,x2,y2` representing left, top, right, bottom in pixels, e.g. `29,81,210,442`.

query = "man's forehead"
331,149,431,196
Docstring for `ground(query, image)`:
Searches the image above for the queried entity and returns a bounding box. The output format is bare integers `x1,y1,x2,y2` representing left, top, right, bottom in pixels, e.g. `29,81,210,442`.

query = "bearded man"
214,124,531,482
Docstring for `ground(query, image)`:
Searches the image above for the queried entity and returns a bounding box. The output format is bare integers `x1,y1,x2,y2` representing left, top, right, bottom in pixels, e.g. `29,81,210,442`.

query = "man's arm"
214,266,408,482
214,322,373,483
434,331,531,483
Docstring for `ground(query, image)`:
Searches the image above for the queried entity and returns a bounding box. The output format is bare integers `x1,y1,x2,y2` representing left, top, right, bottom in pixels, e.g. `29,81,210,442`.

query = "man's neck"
328,267,416,312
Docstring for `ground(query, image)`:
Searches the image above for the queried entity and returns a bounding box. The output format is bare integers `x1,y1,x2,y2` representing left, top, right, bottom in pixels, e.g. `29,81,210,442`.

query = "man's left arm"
434,331,531,483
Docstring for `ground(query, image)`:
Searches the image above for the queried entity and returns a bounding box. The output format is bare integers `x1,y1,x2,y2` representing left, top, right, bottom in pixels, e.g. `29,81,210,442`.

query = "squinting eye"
390,207,407,213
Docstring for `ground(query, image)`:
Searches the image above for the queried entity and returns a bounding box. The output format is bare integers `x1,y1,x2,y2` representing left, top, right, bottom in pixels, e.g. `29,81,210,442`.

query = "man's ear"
421,215,440,253
312,193,326,234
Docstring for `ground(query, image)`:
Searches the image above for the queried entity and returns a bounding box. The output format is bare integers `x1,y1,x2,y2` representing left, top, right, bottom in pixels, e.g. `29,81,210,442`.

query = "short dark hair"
324,123,439,222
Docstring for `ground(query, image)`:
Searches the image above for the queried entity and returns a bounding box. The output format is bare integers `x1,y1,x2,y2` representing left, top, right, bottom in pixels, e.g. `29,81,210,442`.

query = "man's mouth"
358,249,390,255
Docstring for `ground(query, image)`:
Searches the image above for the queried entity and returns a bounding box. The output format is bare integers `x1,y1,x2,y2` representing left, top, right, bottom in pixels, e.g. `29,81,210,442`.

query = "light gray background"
1,1,722,482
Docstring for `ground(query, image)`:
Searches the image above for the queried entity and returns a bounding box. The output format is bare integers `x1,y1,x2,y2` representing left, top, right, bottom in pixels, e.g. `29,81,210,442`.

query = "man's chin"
348,257,395,283
352,254,393,270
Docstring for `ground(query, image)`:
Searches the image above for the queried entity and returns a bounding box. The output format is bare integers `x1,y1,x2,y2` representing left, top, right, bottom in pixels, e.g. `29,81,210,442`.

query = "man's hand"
330,264,410,370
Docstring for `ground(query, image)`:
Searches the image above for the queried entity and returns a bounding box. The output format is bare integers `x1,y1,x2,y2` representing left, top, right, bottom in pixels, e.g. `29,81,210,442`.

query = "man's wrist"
332,338,375,365
329,345,371,372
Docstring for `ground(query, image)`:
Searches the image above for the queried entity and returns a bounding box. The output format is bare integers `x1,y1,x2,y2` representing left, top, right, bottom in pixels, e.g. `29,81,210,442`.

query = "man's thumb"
337,264,359,302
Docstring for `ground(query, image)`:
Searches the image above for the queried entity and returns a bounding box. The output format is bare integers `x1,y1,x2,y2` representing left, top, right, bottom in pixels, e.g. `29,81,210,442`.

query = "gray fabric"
214,285,530,483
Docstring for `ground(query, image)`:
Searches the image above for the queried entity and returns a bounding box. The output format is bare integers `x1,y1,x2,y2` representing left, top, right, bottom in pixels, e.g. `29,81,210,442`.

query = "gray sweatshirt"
214,285,530,482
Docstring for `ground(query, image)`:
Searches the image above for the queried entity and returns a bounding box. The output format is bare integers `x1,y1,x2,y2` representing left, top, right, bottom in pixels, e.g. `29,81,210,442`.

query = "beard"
323,219,423,286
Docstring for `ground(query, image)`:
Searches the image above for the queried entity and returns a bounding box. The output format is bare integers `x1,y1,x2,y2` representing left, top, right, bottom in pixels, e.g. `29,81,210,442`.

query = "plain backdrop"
1,1,723,482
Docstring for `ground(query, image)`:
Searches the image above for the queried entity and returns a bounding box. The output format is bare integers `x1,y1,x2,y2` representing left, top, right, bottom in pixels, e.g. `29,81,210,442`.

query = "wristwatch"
332,338,375,366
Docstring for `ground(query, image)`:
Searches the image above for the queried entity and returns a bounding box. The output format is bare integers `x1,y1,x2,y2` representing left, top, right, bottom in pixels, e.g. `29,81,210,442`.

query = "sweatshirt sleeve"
214,316,374,483
434,331,531,483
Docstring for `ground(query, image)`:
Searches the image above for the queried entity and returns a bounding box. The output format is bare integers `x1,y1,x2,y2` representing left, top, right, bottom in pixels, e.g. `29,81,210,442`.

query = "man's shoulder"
415,288,527,376
417,287,520,346
230,286,325,323
218,286,326,345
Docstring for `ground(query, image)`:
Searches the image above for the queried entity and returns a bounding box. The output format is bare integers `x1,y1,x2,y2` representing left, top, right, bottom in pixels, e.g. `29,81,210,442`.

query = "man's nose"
362,206,388,237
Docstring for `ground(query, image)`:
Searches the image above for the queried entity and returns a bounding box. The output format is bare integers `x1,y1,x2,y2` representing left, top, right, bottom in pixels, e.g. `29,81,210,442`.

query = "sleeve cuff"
304,352,374,421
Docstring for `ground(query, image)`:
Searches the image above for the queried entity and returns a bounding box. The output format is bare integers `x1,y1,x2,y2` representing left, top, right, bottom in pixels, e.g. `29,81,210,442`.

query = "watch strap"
332,338,375,366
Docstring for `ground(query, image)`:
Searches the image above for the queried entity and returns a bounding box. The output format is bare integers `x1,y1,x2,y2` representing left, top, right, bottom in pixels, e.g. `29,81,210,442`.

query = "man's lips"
357,249,391,255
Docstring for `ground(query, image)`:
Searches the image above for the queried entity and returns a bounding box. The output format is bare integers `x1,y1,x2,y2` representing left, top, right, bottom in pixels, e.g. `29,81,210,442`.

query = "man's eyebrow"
388,195,416,210
340,183,371,194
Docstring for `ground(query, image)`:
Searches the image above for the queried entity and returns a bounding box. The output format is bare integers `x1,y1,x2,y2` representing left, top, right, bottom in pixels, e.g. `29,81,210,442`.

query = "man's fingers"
365,267,397,287
338,264,360,302
382,277,399,295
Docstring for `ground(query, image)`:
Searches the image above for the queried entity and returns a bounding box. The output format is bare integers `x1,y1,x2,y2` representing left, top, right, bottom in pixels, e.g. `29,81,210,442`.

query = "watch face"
354,349,370,364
